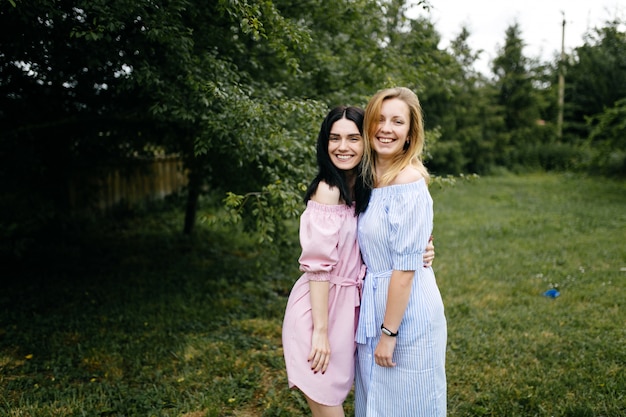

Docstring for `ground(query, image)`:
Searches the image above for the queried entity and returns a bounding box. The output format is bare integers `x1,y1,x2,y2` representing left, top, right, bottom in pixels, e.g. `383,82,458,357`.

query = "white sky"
409,0,625,75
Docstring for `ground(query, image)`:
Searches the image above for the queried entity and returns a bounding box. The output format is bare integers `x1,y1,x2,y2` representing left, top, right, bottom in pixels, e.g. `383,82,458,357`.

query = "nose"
338,138,349,150
380,120,392,132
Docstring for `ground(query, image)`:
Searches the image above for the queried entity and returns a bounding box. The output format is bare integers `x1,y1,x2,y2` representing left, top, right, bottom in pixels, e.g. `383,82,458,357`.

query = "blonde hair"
362,87,429,187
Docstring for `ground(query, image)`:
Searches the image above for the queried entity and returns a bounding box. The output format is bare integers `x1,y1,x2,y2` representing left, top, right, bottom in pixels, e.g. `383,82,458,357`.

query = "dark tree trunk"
183,168,202,235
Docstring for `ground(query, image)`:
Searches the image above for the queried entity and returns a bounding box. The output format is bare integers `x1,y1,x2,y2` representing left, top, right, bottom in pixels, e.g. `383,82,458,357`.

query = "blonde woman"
354,88,447,416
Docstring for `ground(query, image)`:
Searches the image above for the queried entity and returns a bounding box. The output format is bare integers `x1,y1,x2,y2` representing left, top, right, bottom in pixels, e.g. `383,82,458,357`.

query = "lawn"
1,173,624,416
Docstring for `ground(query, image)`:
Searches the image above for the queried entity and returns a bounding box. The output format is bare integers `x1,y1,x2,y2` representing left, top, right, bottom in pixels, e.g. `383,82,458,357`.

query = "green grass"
431,173,625,417
1,173,624,416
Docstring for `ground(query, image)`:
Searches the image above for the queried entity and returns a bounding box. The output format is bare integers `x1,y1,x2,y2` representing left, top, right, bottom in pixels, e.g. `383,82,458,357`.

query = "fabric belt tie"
355,269,391,344
328,264,366,308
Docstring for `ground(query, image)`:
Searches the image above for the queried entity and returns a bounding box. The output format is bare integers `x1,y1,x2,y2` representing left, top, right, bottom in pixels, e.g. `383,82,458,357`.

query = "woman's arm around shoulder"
391,165,423,185
310,180,342,205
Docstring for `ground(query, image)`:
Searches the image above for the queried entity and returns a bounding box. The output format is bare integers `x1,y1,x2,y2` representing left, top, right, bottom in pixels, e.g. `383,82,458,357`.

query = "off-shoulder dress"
282,200,365,406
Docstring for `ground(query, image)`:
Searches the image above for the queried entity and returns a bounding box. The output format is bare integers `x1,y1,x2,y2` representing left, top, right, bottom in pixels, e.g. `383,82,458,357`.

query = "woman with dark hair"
282,106,435,417
303,106,371,216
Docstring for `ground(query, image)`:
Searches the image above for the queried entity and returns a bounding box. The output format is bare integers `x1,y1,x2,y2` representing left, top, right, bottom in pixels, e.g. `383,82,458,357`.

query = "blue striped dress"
355,179,447,417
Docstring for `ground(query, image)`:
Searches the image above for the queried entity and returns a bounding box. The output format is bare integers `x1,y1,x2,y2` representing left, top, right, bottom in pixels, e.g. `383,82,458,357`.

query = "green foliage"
1,174,624,416
585,97,626,175
564,19,626,141
2,0,625,249
0,0,321,236
492,23,542,148
422,26,505,175
511,141,588,173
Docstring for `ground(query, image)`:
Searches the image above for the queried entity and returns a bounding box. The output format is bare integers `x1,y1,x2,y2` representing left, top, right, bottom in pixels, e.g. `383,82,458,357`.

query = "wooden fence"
69,156,188,211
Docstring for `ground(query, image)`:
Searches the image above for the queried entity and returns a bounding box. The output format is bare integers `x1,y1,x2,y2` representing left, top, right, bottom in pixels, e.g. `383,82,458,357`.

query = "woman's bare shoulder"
392,165,423,185
310,180,342,205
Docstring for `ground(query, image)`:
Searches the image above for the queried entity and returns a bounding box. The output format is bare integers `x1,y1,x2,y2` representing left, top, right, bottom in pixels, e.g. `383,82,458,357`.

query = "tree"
491,22,542,166
564,19,626,142
585,97,626,175
2,0,496,252
0,0,322,243
423,26,504,174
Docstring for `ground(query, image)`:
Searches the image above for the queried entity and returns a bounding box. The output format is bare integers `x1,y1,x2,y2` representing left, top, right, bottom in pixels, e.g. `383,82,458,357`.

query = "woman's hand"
374,334,397,367
308,329,331,374
423,235,435,267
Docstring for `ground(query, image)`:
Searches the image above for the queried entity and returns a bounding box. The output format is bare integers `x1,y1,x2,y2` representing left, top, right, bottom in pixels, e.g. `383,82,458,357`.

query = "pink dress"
282,200,365,406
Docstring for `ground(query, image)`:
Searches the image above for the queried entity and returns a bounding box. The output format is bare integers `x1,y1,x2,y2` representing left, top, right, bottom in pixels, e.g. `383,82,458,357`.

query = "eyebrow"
380,114,406,120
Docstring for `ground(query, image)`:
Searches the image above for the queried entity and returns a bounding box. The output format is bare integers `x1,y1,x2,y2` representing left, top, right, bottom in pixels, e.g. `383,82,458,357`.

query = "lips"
377,137,395,143
335,154,354,160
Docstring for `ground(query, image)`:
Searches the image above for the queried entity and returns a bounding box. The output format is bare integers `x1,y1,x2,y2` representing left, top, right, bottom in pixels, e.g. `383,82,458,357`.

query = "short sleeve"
388,189,431,271
298,201,345,281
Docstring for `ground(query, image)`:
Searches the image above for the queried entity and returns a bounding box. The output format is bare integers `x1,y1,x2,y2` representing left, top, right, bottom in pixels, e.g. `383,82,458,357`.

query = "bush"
509,142,589,172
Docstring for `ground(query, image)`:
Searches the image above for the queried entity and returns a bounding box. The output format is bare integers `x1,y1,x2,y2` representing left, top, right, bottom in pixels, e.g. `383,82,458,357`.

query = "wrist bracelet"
381,324,398,337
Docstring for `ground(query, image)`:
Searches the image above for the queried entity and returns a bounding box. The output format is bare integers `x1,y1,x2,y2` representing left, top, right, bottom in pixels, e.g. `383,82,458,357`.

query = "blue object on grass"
543,288,560,298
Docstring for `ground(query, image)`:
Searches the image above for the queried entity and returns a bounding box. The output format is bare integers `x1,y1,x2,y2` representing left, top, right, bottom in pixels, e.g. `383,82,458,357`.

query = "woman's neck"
375,157,393,184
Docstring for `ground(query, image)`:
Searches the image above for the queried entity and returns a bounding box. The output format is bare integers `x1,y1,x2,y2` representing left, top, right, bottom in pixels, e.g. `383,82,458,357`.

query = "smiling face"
371,97,411,159
327,117,364,171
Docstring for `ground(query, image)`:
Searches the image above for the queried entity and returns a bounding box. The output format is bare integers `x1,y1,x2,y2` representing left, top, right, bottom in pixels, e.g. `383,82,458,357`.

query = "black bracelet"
381,324,398,337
